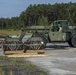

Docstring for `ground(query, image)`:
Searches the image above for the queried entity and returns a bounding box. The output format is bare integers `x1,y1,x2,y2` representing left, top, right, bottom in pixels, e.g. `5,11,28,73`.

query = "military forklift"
3,20,76,55
22,20,76,47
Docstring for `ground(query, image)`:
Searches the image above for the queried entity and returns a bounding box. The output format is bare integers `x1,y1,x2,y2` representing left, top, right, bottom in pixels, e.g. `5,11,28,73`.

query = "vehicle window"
51,21,69,32
51,22,58,32
62,21,69,31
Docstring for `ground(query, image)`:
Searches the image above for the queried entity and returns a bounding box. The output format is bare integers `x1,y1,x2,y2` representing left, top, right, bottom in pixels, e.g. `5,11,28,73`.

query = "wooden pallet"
4,50,23,55
5,50,47,57
7,54,48,58
4,50,45,55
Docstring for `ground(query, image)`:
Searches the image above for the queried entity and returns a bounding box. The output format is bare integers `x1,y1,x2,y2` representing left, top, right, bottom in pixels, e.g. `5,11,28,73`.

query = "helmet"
58,23,61,27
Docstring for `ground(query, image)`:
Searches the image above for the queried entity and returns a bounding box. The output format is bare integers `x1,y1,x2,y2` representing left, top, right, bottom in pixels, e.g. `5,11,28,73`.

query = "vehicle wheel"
25,37,45,50
32,32,48,45
68,39,73,47
71,35,76,47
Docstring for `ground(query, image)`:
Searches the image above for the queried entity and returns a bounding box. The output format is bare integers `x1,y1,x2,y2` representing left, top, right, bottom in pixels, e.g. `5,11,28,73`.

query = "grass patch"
0,29,31,36
0,68,5,75
0,29,21,35
0,56,47,75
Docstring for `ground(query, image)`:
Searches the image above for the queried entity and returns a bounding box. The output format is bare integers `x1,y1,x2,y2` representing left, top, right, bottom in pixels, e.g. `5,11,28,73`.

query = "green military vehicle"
3,20,76,54
21,20,76,48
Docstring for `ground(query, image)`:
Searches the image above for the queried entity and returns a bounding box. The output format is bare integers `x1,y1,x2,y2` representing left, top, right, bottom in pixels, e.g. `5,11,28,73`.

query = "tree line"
0,2,76,29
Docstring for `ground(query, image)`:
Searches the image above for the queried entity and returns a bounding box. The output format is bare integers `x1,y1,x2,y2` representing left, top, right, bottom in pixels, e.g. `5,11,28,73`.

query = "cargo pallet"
5,50,47,57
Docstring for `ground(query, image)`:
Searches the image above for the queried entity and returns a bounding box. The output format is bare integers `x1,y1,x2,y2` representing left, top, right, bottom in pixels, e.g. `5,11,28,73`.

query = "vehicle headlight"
41,41,44,44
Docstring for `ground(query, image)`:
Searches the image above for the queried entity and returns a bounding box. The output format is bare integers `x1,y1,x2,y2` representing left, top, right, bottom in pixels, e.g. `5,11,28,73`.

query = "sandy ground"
24,43,76,75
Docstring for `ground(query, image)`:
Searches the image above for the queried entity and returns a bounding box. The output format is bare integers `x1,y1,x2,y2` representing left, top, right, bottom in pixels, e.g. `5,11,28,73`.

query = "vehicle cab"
49,20,70,42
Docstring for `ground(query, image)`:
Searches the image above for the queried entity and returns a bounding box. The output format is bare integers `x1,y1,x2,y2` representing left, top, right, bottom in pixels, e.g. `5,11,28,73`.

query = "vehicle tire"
32,32,48,45
68,39,73,47
71,35,76,47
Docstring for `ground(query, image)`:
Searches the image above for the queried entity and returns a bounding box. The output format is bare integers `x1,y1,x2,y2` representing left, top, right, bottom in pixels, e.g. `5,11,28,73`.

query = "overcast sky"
0,0,76,18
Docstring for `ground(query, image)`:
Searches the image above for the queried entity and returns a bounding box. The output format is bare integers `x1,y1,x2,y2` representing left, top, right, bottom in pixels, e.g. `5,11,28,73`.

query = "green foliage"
0,2,76,29
37,16,49,26
10,59,17,66
0,68,5,75
9,71,14,75
0,56,8,60
40,71,47,75
0,29,21,35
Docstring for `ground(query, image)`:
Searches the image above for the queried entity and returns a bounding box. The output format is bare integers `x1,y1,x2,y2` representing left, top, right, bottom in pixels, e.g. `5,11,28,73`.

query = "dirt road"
24,43,76,75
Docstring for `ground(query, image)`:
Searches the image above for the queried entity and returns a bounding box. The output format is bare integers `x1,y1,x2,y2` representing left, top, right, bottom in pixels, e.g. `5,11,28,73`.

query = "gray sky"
0,0,76,18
